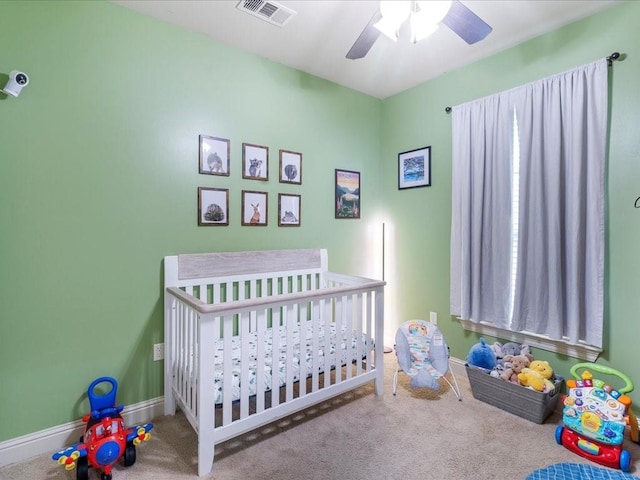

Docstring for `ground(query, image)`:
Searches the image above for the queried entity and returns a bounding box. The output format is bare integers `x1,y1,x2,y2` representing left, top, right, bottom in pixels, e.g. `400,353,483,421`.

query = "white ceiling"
112,0,619,99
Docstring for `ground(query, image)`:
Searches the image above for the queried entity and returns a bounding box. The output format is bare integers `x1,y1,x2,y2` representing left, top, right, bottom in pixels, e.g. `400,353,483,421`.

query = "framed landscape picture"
398,146,431,189
335,169,360,219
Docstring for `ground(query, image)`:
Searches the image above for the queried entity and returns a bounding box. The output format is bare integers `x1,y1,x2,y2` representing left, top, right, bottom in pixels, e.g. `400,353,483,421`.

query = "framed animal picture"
241,190,268,226
278,193,301,226
242,143,269,181
199,135,230,176
279,149,302,184
197,187,229,226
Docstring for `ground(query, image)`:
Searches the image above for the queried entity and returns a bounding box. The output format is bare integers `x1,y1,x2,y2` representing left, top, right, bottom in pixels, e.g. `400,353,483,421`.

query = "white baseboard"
0,396,164,469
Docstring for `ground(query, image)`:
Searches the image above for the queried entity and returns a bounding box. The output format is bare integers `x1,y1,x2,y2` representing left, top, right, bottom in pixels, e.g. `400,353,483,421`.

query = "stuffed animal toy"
518,369,546,391
529,359,553,379
489,363,505,378
492,342,531,366
529,360,555,391
466,338,497,371
499,353,533,384
518,360,555,392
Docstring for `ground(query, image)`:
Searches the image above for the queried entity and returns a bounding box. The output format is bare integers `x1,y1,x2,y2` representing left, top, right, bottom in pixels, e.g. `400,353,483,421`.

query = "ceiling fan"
346,0,493,60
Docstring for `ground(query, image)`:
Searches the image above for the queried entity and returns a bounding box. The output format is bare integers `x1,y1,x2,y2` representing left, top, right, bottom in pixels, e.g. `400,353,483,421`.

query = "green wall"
382,1,640,398
2,0,640,443
0,1,382,441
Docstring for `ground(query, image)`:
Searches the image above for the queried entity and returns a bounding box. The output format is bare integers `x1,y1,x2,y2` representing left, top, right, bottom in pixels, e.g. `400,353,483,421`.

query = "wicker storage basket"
465,364,564,424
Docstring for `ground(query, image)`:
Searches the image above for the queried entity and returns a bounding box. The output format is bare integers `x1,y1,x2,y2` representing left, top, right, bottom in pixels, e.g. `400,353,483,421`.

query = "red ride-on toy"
555,363,639,472
52,377,153,480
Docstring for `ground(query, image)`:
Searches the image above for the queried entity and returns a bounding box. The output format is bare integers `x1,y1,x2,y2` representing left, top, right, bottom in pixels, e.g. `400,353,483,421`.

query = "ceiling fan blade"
346,10,383,60
442,0,492,45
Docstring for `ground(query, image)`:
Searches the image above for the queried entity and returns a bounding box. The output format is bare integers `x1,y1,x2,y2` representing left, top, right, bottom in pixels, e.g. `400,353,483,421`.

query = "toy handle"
87,376,118,412
570,362,634,394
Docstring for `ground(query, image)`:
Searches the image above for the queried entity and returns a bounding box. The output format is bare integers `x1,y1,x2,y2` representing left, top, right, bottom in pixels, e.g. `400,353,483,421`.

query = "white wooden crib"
163,248,385,476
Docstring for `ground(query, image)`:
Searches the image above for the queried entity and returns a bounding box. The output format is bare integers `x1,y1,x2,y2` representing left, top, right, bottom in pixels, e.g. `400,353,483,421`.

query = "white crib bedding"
213,322,373,405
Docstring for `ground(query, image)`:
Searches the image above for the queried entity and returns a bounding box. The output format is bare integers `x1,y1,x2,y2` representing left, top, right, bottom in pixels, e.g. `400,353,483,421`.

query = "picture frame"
197,187,229,226
279,149,302,184
335,169,360,219
278,193,301,227
241,190,268,226
242,143,269,181
199,135,230,176
398,146,431,189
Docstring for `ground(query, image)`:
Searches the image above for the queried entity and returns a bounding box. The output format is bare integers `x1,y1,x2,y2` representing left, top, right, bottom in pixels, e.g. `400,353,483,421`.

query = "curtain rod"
444,52,621,113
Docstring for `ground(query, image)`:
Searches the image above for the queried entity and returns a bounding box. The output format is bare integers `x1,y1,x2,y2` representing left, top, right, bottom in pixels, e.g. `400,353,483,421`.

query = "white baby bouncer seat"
393,319,462,400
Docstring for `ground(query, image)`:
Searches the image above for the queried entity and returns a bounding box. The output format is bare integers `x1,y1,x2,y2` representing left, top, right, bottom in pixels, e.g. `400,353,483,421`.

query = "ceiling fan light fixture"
374,16,400,41
410,1,452,43
347,0,492,60
410,15,438,43
375,1,411,40
379,0,411,23
415,0,452,25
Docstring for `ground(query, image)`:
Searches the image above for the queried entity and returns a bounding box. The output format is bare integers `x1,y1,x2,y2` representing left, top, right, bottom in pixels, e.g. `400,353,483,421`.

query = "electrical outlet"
430,311,438,325
153,343,164,361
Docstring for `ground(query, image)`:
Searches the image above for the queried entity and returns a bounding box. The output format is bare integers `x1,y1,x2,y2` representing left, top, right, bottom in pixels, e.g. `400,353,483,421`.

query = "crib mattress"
212,323,373,404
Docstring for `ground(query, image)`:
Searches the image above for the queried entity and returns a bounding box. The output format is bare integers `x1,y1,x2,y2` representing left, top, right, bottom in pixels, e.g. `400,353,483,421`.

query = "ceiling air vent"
236,0,296,27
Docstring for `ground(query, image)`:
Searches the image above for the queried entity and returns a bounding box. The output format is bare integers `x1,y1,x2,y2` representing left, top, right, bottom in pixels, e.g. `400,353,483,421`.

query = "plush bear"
499,353,533,384
518,360,555,392
466,338,497,371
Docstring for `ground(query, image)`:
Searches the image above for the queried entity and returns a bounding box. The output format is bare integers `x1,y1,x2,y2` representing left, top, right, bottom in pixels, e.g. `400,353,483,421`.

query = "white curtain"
450,59,608,348
450,94,514,328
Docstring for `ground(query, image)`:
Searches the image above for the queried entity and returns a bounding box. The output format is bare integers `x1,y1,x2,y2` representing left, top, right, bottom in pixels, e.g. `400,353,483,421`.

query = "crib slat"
310,300,320,392
335,296,344,384
224,281,233,303
249,279,258,331
298,277,308,397
344,294,354,380
222,314,233,425
284,305,293,402
271,308,281,408
240,311,250,419
255,308,267,414
323,299,332,388
354,293,363,376
298,319,307,398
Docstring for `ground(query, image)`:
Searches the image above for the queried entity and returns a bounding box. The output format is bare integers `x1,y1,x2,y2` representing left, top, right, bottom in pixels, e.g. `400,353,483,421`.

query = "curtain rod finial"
445,106,452,114
607,52,621,66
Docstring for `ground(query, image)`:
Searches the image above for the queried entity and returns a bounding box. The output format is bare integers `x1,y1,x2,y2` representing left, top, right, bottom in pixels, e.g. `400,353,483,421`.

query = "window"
450,60,609,361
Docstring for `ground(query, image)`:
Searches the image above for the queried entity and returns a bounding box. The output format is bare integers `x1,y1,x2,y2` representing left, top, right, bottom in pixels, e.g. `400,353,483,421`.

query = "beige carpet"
3,353,640,479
